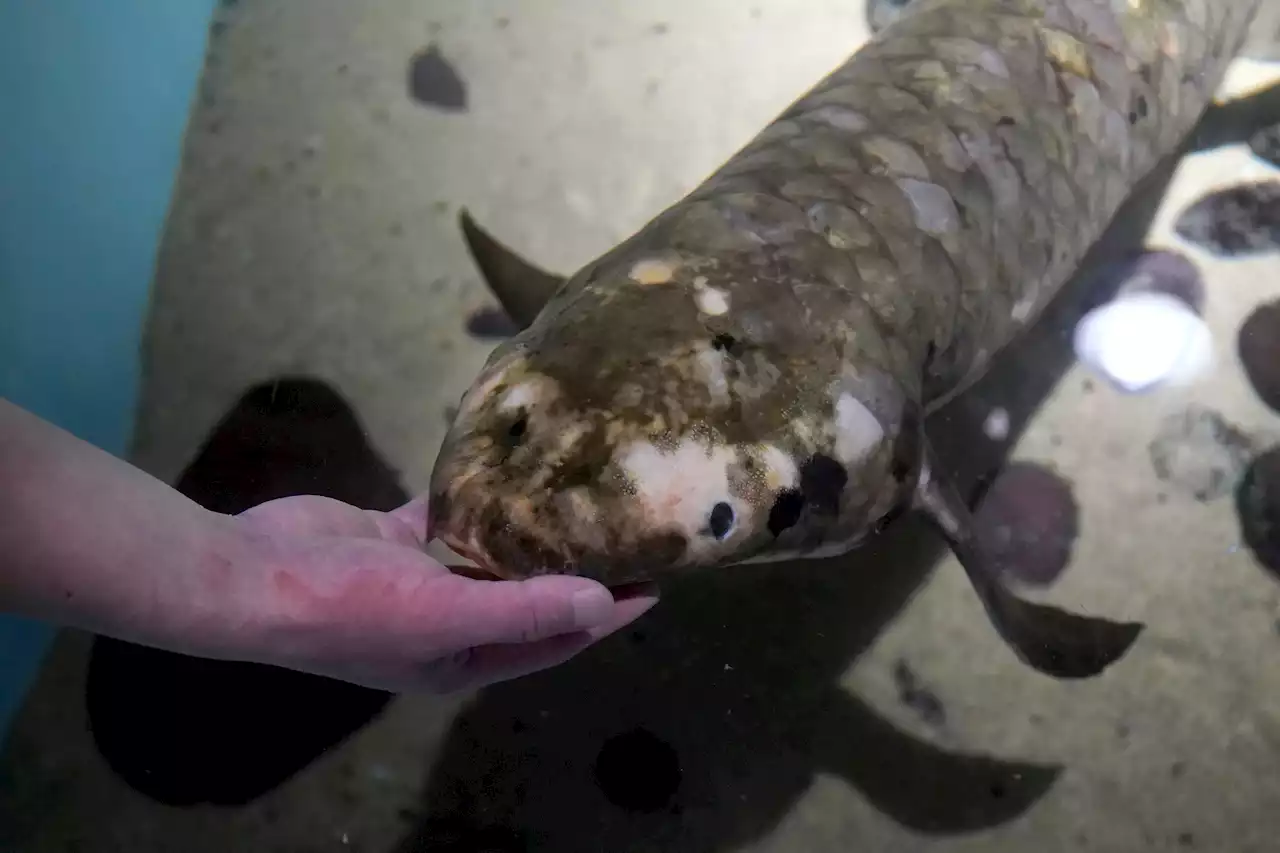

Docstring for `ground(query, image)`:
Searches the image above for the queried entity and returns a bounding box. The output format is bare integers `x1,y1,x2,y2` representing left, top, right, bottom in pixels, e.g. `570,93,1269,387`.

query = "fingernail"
571,586,614,628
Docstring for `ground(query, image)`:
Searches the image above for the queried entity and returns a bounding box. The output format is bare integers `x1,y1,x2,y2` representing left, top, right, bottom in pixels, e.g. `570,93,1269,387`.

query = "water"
3,2,1280,851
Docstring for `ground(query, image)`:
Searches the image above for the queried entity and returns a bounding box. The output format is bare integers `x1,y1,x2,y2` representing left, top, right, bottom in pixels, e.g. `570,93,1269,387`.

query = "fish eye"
707,501,736,540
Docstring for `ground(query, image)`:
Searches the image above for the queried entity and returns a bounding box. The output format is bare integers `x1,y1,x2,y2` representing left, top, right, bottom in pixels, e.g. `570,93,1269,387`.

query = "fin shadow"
84,377,401,807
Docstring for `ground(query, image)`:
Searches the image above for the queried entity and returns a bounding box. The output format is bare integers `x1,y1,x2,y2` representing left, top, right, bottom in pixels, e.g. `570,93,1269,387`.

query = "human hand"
217,494,658,693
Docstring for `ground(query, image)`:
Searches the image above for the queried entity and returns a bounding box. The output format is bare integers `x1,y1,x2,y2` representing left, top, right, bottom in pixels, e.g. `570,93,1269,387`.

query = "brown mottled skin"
431,0,1262,591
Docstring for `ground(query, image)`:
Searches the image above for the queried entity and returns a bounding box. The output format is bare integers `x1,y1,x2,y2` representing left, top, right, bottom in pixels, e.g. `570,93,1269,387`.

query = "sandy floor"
4,2,1280,851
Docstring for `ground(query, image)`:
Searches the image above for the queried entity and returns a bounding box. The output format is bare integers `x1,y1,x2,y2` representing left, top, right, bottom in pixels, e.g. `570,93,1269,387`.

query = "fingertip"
519,574,616,630
586,592,659,641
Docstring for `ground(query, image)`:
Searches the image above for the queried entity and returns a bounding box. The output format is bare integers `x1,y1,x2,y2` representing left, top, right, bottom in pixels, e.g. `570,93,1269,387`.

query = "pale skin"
0,398,658,693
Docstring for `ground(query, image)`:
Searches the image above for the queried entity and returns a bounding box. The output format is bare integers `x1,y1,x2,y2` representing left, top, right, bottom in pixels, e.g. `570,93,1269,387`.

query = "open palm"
227,494,658,693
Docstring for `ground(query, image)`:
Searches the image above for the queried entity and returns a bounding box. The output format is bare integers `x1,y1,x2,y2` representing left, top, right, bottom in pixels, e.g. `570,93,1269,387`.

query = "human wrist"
54,506,265,664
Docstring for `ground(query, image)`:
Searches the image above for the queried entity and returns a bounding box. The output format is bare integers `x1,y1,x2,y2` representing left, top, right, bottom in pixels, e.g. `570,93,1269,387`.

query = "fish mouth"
436,531,508,581
428,486,509,580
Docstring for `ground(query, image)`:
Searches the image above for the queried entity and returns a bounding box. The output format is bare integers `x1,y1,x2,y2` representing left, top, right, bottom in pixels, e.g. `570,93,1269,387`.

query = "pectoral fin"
457,208,567,330
1191,80,1280,152
912,448,1143,680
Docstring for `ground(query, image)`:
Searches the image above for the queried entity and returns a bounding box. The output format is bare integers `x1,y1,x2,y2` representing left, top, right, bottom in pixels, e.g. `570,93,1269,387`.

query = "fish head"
428,255,926,585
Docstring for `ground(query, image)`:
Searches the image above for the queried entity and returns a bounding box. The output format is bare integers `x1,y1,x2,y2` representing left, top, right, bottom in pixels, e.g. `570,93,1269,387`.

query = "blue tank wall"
0,0,216,743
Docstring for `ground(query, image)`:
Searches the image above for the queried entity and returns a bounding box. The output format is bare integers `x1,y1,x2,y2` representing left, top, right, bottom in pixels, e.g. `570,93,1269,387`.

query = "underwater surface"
4,2,1280,851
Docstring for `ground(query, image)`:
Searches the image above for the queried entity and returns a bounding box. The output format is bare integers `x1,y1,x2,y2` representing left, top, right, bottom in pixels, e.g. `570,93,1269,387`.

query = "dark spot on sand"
892,660,947,727
767,489,806,536
1170,760,1187,778
1235,446,1280,578
799,454,847,517
1149,405,1256,503
408,44,468,111
649,22,670,35
1178,831,1196,848
1173,181,1280,257
465,306,520,339
972,461,1079,588
84,378,403,807
1087,249,1205,315
1238,300,1280,414
495,16,510,29
593,728,681,812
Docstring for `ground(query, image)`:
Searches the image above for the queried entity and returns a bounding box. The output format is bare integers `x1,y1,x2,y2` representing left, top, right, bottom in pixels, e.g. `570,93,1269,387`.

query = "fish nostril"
508,416,527,439
707,501,736,540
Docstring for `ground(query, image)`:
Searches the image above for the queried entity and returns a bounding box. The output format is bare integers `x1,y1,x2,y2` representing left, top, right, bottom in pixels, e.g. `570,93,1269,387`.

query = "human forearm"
0,397,659,692
0,398,247,653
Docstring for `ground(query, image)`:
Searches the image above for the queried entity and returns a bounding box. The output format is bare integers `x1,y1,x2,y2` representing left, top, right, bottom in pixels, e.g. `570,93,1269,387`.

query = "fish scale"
432,0,1270,680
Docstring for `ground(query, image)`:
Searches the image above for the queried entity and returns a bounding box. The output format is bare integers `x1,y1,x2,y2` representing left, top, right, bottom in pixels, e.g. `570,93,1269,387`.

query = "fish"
431,0,1280,681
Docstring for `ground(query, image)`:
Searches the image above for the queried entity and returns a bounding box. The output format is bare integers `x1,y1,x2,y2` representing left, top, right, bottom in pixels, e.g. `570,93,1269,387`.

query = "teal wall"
0,0,217,742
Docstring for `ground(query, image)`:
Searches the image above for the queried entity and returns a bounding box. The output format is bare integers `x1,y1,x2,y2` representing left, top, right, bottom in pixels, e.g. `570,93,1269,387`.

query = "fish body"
432,0,1268,678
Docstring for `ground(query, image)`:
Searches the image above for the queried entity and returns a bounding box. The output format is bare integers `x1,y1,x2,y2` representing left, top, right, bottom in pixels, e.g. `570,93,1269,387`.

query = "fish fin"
457,208,568,330
912,447,1143,680
1194,81,1280,152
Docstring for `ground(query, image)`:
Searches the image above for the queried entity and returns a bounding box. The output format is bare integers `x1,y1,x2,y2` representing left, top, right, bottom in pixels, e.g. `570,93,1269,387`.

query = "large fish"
431,0,1279,680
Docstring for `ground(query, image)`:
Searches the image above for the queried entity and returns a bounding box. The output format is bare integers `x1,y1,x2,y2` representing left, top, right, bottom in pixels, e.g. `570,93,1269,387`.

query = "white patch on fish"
834,393,885,465
984,407,1011,441
693,277,731,316
617,436,743,550
630,257,678,285
804,102,869,133
1011,293,1037,322
863,136,931,179
896,178,959,235
458,357,525,416
756,443,799,492
499,381,539,412
694,345,731,404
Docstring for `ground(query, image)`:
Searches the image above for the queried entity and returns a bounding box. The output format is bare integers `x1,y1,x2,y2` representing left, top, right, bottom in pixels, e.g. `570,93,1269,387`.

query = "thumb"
431,574,619,648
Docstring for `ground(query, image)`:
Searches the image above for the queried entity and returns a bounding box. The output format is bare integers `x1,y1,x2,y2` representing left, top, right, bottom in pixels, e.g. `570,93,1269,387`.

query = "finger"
239,495,384,539
386,495,431,545
584,590,659,642
423,631,598,693
430,592,659,692
428,574,622,648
